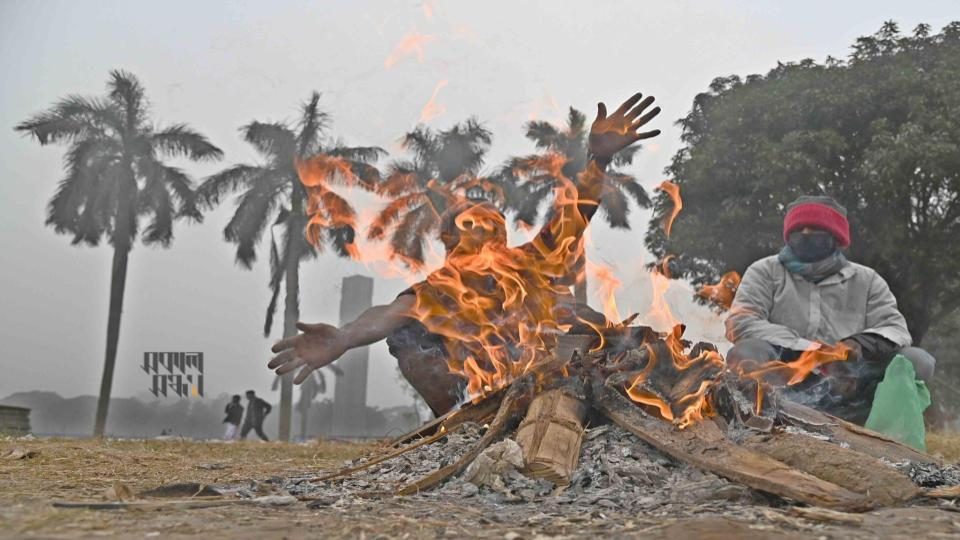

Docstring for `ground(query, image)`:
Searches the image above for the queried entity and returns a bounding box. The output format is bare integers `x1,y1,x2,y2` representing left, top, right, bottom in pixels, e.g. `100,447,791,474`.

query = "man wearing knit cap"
725,195,936,424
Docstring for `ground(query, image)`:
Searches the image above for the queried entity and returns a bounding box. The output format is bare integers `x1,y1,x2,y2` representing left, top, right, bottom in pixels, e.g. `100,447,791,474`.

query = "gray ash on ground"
212,421,960,539
898,461,960,488
284,422,763,513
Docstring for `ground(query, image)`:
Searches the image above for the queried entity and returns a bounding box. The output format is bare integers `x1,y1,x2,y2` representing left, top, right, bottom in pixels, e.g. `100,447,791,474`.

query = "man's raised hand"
588,92,661,160
268,322,347,384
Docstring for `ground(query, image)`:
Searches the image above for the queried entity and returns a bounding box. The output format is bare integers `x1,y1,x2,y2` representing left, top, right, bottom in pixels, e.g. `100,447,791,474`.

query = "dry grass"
927,431,960,463
0,436,373,504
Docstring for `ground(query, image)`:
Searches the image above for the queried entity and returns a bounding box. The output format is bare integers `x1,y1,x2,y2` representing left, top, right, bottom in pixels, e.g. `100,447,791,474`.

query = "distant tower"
331,275,374,437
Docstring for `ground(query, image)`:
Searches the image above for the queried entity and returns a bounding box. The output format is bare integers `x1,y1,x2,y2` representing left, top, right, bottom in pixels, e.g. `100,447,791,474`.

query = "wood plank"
516,387,588,485
743,431,921,506
593,383,872,511
778,400,938,464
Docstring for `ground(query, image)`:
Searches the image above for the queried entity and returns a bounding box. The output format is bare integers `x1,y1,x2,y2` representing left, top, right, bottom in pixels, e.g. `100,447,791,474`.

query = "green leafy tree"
504,107,651,302
367,119,498,267
647,21,960,343
15,70,223,436
198,92,383,441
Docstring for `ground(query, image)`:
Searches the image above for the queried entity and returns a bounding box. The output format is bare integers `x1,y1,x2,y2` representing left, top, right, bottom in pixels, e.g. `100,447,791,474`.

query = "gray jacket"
725,255,912,350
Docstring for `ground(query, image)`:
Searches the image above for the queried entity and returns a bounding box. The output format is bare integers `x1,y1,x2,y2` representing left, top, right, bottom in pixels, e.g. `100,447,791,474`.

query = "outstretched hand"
268,322,347,384
589,92,661,160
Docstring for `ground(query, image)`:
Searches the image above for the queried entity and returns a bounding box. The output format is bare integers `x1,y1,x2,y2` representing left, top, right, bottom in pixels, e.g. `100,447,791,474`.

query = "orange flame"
384,32,436,69
645,257,679,330
740,342,852,387
696,271,741,311
657,180,682,238
624,328,724,428
407,157,607,401
419,80,448,123
589,260,623,325
295,155,362,254
626,383,675,421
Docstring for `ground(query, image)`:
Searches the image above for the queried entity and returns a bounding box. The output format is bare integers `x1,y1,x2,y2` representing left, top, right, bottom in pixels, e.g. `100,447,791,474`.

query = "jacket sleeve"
861,271,912,348
725,260,818,351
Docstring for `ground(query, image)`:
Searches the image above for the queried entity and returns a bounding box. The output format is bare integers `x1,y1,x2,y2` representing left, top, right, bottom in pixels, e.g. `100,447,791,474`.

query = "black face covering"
787,230,837,262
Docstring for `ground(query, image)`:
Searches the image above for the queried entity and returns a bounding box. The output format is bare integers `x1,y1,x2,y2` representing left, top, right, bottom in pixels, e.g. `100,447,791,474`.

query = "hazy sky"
1,1,956,410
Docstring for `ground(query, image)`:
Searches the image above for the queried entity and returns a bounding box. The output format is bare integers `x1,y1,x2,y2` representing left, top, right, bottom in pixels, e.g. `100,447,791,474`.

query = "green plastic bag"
864,354,930,451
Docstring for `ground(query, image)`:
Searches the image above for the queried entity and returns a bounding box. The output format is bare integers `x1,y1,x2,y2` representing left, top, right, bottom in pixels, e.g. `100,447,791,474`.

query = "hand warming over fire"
588,92,662,162
269,295,417,385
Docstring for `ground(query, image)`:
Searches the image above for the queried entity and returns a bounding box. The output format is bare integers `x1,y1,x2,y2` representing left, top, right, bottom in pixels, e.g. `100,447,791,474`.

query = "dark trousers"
241,420,269,441
727,338,936,425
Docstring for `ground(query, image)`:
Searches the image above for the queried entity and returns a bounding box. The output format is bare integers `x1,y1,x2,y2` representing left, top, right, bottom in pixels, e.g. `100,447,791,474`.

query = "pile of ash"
283,423,765,512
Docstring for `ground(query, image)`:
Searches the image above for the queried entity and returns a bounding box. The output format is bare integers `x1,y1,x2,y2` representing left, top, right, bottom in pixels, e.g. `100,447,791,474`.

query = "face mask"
788,230,837,262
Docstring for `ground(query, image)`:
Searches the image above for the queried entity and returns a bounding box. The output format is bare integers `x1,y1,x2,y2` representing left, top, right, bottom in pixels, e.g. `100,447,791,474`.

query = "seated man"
725,195,936,424
268,91,662,416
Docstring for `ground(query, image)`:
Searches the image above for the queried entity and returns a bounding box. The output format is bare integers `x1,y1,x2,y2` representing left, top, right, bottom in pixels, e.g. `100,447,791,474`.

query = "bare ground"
1,435,959,539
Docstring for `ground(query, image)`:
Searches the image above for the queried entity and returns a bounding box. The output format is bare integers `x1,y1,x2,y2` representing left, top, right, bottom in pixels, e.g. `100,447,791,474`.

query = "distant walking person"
241,390,272,441
223,395,244,440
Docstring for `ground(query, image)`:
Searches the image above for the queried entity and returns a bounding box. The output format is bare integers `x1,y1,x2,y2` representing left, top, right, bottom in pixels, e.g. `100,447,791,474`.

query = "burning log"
316,325,950,513
515,382,589,485
592,382,873,511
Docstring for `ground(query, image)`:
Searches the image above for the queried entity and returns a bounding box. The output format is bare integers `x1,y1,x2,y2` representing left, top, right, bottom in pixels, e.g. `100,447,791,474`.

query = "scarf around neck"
777,246,848,283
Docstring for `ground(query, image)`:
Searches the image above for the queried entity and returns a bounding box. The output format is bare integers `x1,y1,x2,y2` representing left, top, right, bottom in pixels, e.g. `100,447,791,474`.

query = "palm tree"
367,119,498,267
15,70,223,436
503,107,651,302
198,92,383,441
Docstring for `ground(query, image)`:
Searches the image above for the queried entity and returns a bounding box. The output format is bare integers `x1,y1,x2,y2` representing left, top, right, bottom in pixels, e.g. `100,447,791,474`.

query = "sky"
1,0,957,412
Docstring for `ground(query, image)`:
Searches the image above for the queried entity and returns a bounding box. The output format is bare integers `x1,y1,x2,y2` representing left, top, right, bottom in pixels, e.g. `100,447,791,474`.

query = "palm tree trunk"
299,403,309,440
278,256,298,441
278,196,304,442
93,242,131,437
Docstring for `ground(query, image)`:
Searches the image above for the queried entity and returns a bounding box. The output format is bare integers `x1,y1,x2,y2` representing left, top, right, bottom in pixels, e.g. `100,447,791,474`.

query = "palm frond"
512,182,555,227
15,95,120,144
223,171,287,267
566,107,587,136
368,192,426,240
607,172,651,208
197,164,264,208
296,92,330,156
401,126,438,165
599,184,631,229
107,69,147,131
139,171,175,246
612,144,641,167
377,168,423,197
151,124,223,161
524,120,561,150
327,145,387,164
242,121,296,162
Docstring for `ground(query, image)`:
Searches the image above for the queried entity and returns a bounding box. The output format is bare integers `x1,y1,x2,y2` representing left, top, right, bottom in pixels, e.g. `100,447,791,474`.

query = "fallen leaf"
104,482,137,502
3,448,39,460
194,462,229,471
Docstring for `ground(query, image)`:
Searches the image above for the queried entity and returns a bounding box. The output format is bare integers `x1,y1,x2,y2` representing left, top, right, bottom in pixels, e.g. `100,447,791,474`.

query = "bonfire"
293,158,957,513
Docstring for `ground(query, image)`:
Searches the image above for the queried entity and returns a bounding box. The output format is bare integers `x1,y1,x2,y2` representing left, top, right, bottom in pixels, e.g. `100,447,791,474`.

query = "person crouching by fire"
725,195,936,424
268,91,663,417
